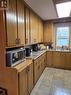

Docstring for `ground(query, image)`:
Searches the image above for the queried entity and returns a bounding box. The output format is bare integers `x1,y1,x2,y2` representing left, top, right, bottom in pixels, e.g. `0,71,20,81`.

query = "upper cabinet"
17,0,25,45
5,0,43,47
6,0,17,46
44,22,53,43
38,19,43,43
30,11,36,44
30,11,39,44
25,7,30,44
6,0,25,47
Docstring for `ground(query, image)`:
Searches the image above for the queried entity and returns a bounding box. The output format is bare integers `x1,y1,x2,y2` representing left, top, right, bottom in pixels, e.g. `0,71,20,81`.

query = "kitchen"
0,0,71,95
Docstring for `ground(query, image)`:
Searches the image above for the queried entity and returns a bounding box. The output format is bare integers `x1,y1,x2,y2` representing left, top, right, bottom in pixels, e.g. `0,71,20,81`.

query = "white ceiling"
24,0,58,20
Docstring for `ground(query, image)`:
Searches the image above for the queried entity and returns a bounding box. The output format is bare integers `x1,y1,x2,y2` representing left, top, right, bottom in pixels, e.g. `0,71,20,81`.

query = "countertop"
26,50,47,60
26,49,71,60
47,49,71,53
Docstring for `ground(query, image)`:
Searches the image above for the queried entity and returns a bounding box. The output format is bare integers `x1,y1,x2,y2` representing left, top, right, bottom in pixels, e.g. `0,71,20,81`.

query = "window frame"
54,23,71,49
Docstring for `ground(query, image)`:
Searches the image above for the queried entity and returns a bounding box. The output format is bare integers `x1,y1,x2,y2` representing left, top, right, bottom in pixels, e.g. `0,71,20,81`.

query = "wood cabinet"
5,0,43,46
44,22,53,43
47,51,71,70
53,52,61,68
25,7,30,44
38,19,43,43
34,53,46,84
19,68,28,95
17,0,25,45
30,12,44,44
14,60,34,95
6,0,17,46
65,53,71,69
27,63,34,94
19,64,33,95
30,11,36,44
6,0,25,47
47,51,53,67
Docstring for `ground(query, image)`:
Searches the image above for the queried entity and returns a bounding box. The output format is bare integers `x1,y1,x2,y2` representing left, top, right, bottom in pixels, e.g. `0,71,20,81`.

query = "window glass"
56,27,69,47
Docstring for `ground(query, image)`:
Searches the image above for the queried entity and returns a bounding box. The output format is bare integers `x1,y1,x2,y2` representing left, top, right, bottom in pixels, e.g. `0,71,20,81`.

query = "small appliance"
32,44,38,51
6,48,25,67
25,48,31,57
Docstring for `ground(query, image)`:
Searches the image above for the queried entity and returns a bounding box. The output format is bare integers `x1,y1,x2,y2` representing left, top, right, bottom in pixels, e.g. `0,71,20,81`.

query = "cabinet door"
42,54,46,70
25,7,30,44
6,0,17,46
44,22,53,42
47,51,53,67
17,0,25,45
38,19,43,43
27,63,34,94
19,68,28,95
53,52,61,68
30,11,34,44
35,16,39,43
34,59,39,84
66,53,71,69
30,12,39,44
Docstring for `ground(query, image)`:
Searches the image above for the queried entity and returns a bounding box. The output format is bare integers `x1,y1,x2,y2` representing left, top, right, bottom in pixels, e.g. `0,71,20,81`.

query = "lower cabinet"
19,68,28,95
47,51,53,67
47,51,71,70
8,52,47,95
34,53,46,84
15,60,34,95
27,64,34,94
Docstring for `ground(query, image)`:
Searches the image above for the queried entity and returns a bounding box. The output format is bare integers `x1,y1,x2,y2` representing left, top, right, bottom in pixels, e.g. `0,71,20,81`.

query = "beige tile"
30,68,71,95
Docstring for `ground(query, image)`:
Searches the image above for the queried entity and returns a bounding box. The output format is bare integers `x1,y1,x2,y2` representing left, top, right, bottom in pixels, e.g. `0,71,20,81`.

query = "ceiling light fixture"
56,1,71,18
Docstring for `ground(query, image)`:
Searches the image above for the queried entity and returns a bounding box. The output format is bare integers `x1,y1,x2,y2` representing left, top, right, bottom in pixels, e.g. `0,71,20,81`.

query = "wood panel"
47,51,53,67
30,11,37,44
14,59,33,95
25,7,30,44
17,0,25,45
66,53,71,69
44,22,53,43
47,51,71,70
27,63,33,94
6,0,17,46
30,11,34,44
0,68,18,95
34,59,39,84
19,68,28,95
0,11,6,68
30,11,39,44
34,53,46,84
38,19,43,43
53,52,61,68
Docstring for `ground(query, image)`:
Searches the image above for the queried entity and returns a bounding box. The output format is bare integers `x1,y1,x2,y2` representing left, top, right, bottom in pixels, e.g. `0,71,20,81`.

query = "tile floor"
30,68,71,95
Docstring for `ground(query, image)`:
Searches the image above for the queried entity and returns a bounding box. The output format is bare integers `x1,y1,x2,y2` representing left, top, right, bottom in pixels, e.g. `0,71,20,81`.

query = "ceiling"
24,0,58,20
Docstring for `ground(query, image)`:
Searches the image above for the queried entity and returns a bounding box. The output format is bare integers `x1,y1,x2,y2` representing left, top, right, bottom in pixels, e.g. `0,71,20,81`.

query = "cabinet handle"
15,38,19,44
34,39,36,42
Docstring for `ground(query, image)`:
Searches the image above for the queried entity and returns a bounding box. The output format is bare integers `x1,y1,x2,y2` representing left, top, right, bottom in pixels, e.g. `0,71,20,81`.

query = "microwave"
6,48,26,67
